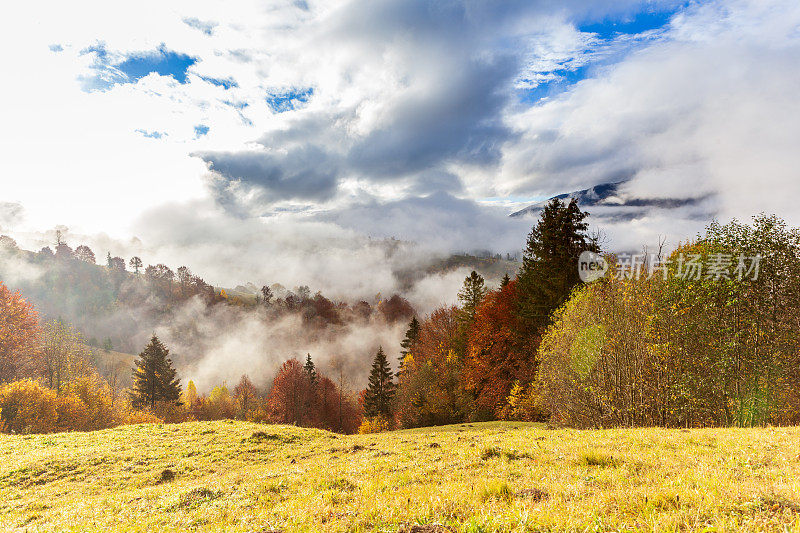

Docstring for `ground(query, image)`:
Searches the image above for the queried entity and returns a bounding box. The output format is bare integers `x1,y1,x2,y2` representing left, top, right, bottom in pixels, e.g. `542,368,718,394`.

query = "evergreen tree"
363,346,395,418
457,270,488,322
516,198,596,334
129,335,182,410
303,353,317,387
500,272,511,288
397,317,420,377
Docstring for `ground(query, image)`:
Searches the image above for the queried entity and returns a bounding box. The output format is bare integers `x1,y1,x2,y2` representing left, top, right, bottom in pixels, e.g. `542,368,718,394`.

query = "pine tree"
458,270,488,321
363,346,395,418
303,353,317,387
129,335,182,410
516,198,596,334
500,273,511,288
397,317,420,377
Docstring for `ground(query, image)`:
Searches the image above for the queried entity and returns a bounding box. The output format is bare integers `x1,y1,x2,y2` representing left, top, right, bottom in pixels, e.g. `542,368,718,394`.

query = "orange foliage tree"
0,282,40,383
462,281,538,419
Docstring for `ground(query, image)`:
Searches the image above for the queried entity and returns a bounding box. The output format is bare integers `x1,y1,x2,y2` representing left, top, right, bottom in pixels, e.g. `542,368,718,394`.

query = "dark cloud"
196,145,342,202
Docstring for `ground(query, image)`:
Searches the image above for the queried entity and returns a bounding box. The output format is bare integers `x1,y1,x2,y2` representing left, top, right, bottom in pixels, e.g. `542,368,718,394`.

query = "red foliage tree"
379,294,414,323
266,359,314,426
462,281,538,418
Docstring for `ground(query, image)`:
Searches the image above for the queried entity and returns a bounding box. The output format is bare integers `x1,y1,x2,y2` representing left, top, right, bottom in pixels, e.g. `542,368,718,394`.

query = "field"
1,422,799,532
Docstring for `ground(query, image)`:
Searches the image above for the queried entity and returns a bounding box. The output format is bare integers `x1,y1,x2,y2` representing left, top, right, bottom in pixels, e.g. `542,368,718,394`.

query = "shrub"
0,379,58,433
358,416,391,434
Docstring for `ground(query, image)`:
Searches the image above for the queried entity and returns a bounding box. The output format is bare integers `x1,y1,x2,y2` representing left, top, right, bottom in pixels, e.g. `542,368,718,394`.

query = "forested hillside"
2,201,800,437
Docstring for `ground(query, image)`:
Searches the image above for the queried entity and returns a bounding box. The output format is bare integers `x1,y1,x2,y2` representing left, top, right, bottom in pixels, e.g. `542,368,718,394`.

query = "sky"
1,0,800,296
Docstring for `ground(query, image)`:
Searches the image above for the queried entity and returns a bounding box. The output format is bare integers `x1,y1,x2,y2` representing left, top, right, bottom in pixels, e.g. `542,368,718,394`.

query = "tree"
516,198,596,334
463,281,538,419
129,335,182,410
183,380,198,409
129,256,143,275
379,294,414,323
303,353,318,387
397,317,420,377
233,375,259,417
458,271,488,322
500,273,511,289
55,242,74,260
394,306,469,428
75,245,96,264
266,359,309,425
363,346,395,419
40,319,93,393
260,285,273,305
0,282,39,383
109,256,126,271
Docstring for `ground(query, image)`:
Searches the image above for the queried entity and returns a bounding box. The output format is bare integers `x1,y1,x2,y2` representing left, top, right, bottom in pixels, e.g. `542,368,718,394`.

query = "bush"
0,379,59,433
0,378,162,433
358,416,391,434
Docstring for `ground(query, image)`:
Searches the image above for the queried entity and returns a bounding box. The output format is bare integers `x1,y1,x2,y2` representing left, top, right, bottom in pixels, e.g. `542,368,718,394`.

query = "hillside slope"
1,422,799,532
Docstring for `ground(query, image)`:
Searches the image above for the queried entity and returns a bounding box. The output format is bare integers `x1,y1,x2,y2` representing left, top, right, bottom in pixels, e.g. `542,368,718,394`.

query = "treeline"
4,203,799,433
0,290,363,433
539,215,800,427
359,206,800,430
0,232,415,357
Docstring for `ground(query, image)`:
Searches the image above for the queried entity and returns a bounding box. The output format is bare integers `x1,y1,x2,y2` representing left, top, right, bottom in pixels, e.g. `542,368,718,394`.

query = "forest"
1,199,799,434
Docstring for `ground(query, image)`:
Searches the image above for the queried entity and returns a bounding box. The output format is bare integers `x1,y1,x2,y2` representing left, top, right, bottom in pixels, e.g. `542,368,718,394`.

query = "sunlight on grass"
1,421,800,532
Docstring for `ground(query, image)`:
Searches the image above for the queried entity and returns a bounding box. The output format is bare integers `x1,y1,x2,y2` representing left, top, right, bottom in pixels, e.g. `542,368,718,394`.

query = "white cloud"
1,0,799,286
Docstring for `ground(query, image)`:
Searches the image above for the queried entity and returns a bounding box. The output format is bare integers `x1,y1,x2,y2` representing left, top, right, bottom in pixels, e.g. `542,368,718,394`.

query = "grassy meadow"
1,421,799,532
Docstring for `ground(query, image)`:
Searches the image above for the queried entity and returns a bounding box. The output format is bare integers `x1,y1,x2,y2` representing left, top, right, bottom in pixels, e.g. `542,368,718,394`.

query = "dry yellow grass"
1,421,799,532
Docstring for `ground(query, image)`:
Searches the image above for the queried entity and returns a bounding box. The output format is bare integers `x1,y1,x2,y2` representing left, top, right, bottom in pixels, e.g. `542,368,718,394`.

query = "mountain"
509,181,705,219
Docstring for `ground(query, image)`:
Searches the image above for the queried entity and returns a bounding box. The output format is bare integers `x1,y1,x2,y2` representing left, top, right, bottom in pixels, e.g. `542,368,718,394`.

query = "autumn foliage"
0,281,39,383
462,281,538,419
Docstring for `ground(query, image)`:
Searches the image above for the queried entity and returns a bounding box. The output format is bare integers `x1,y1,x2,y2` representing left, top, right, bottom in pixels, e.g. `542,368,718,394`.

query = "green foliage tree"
458,270,488,322
363,346,395,418
129,335,182,410
517,198,596,334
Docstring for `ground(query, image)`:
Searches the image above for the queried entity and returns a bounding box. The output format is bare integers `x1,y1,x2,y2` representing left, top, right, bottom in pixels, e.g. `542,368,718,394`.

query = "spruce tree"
457,270,488,322
130,335,182,410
363,346,395,418
500,272,511,288
397,317,420,377
516,197,596,334
303,353,317,387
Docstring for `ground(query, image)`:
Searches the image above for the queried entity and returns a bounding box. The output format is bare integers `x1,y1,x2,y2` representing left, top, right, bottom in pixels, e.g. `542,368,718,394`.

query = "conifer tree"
500,272,511,288
129,335,182,410
457,270,488,322
397,317,420,377
516,198,596,334
303,353,317,387
363,346,395,418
